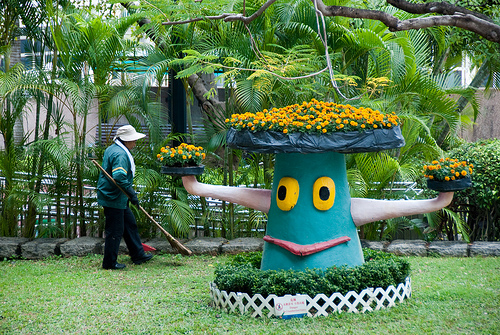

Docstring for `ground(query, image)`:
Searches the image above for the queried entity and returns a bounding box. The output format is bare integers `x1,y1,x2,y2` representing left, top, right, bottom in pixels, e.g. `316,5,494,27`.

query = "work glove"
126,186,139,207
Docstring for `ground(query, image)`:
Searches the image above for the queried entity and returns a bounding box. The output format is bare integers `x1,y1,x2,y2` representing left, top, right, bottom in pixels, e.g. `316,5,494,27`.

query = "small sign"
274,295,308,319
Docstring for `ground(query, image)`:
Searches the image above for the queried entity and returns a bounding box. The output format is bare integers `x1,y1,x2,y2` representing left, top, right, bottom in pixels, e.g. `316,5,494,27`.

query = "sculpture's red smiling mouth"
263,235,351,256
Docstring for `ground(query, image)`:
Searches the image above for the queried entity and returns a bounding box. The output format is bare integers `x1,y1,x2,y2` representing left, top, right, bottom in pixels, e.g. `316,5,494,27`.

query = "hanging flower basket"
160,164,205,176
427,176,472,192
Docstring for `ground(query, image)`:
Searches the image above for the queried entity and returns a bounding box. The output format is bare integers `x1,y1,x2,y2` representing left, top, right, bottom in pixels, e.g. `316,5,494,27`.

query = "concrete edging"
0,237,499,260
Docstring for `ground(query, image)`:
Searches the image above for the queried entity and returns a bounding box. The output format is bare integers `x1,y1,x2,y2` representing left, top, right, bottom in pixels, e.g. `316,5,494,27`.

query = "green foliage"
229,251,263,268
448,139,500,241
215,249,410,296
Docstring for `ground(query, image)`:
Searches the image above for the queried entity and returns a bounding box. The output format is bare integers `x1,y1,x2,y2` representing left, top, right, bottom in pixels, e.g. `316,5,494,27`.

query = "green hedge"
449,139,500,241
214,249,410,297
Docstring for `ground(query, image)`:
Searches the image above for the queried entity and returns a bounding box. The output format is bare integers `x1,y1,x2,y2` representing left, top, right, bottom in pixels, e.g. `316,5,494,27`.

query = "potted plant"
423,158,473,192
158,143,206,176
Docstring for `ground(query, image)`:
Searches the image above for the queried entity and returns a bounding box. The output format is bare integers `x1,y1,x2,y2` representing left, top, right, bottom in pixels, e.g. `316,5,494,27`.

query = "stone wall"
1,237,499,260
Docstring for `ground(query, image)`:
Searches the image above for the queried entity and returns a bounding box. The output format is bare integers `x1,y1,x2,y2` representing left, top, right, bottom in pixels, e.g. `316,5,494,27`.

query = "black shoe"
103,263,126,270
133,253,153,265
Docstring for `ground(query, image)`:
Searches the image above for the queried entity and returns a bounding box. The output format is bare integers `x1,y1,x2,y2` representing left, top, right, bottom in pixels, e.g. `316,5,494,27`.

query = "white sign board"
274,295,308,319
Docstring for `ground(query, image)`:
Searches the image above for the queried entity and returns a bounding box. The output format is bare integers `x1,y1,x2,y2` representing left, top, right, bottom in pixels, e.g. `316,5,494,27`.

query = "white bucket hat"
113,125,146,142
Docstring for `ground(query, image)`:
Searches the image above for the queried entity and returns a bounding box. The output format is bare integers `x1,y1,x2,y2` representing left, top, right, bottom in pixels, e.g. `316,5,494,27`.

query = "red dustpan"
142,243,156,252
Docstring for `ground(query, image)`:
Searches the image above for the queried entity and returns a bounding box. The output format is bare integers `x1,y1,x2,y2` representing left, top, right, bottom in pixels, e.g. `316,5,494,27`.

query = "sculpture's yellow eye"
313,177,335,210
276,177,299,211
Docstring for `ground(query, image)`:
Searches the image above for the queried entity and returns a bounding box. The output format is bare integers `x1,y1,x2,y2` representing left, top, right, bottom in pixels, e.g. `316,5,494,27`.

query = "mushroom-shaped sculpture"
182,100,453,271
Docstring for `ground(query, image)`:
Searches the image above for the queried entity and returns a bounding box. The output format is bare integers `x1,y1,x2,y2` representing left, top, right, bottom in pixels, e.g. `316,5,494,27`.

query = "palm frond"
163,199,194,237
442,207,470,243
346,167,368,198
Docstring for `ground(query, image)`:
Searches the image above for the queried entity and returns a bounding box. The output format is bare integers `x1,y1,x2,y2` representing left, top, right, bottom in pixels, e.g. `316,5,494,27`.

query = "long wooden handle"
91,159,192,256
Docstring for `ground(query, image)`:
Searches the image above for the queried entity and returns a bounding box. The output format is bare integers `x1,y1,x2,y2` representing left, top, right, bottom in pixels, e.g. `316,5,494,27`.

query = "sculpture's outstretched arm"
351,192,454,227
182,175,272,213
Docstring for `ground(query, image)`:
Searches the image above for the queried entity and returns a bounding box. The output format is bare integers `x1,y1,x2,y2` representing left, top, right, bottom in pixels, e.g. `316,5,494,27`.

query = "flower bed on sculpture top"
225,99,400,134
225,99,405,154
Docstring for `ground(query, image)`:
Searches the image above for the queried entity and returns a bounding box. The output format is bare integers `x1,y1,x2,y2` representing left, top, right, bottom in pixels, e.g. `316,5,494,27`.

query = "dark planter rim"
226,126,405,154
427,176,472,192
161,164,205,176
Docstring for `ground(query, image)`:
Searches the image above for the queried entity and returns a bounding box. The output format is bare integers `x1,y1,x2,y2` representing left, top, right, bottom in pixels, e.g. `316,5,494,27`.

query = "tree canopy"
161,0,500,44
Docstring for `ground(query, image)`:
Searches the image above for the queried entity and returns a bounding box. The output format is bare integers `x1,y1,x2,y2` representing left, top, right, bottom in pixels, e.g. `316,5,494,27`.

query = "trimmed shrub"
214,250,410,297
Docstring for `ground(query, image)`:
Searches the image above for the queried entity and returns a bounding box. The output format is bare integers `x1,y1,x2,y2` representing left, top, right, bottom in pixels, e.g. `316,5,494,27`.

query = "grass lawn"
0,253,499,334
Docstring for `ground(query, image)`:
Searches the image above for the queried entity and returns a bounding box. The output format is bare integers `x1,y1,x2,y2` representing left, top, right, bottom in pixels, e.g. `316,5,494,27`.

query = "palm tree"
0,63,40,235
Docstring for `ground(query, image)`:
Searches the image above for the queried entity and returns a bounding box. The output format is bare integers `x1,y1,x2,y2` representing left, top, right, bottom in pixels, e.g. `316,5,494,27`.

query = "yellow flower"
225,99,399,134
158,143,206,166
423,157,473,182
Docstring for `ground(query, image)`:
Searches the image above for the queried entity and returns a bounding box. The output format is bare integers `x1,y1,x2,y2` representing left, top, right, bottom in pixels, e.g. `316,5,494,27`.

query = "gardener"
97,125,153,270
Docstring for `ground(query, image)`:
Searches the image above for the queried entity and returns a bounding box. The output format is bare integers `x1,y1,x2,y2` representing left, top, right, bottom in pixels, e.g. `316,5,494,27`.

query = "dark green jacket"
97,143,134,209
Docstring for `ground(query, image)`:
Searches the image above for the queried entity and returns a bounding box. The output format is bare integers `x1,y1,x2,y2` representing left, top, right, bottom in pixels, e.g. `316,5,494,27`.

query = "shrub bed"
449,139,500,241
214,249,410,297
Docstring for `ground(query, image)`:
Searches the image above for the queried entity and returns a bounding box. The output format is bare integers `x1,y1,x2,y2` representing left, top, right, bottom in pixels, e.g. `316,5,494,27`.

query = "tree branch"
315,0,500,44
161,0,500,44
386,0,493,22
163,0,278,26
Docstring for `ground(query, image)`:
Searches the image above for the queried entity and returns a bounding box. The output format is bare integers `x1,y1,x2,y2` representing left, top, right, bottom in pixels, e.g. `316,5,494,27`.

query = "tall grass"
0,254,499,334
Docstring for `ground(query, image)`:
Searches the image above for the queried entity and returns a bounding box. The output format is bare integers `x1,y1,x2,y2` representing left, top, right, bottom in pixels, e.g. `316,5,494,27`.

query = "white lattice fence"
210,277,411,318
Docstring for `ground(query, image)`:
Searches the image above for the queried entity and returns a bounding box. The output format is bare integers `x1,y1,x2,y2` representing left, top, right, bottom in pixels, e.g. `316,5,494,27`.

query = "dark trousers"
102,205,145,268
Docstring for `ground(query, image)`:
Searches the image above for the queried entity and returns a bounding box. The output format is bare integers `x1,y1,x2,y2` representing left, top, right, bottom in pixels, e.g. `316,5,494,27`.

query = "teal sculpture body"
182,121,454,272
262,151,363,270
